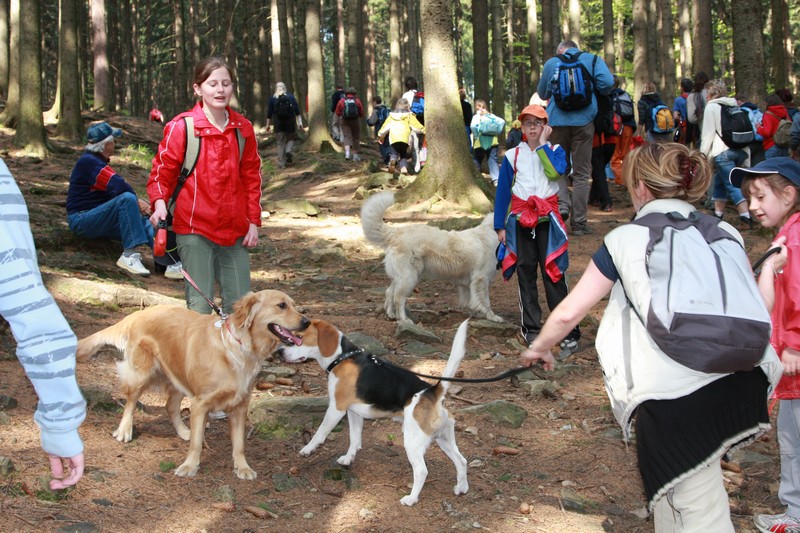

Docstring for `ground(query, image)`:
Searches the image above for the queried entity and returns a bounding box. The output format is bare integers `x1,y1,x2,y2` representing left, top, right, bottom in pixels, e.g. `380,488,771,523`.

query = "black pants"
589,143,615,209
515,219,580,344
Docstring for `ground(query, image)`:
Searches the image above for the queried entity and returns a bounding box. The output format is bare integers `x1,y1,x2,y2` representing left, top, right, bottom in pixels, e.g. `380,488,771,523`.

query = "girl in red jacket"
148,57,263,316
732,157,800,533
757,94,791,159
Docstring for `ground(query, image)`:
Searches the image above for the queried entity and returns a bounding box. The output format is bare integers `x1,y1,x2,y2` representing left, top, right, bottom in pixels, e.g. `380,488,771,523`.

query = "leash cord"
377,358,531,383
752,246,782,276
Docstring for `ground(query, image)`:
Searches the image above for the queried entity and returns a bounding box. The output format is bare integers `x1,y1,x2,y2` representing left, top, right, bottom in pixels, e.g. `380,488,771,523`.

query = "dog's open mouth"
269,324,304,346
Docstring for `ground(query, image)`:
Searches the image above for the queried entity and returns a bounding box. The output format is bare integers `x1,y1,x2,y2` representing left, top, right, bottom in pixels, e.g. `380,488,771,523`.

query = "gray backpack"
623,211,771,374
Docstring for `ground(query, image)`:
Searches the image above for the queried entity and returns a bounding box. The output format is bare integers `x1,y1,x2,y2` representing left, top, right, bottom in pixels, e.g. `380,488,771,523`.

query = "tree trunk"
692,0,713,79
771,0,788,91
91,0,109,111
472,0,489,102
173,1,186,114
602,0,614,72
616,10,625,75
294,3,308,123
731,0,765,103
402,0,492,213
540,0,558,59
304,0,335,151
346,0,362,95
0,0,8,97
15,0,47,157
0,0,19,127
56,0,82,141
567,0,580,45
336,0,345,82
631,0,648,122
490,0,504,125
389,0,402,104
270,0,282,88
657,0,676,106
526,0,540,98
677,0,691,79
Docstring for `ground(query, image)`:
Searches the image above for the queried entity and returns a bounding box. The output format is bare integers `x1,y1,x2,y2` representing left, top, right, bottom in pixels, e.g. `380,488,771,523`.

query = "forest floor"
0,113,786,532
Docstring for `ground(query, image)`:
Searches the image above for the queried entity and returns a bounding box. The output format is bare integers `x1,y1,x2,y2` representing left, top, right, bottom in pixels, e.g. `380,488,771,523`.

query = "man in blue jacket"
537,40,614,236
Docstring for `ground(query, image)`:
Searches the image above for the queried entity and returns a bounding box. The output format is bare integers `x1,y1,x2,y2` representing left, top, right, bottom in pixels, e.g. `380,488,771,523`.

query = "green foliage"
253,416,302,440
159,460,177,473
119,144,155,169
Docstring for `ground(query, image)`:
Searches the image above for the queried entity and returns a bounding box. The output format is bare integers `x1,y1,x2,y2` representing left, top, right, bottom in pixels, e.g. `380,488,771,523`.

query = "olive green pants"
176,233,251,315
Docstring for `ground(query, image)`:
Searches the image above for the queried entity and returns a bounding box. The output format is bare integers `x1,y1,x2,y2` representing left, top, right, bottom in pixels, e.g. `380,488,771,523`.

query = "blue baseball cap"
730,157,800,189
87,122,122,143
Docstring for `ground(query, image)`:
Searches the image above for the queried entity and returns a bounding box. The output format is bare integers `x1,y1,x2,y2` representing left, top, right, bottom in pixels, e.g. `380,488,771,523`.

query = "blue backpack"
411,91,425,115
374,105,390,134
550,52,596,111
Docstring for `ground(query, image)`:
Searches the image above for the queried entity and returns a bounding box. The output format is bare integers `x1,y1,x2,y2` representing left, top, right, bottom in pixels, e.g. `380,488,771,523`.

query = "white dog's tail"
439,319,469,393
360,191,395,247
76,315,135,362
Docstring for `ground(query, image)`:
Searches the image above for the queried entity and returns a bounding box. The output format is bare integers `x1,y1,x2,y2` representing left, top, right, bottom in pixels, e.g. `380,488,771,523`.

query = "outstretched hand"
520,345,556,371
48,452,85,490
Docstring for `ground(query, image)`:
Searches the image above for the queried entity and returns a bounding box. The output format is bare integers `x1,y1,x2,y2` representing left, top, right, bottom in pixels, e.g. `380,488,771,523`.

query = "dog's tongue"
274,325,303,346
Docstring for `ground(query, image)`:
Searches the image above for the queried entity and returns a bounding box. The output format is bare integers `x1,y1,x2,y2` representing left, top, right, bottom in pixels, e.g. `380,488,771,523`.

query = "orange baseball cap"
517,104,548,123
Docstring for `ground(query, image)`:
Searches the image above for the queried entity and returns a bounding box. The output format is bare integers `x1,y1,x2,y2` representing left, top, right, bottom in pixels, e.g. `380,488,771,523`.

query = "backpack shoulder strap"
181,116,201,180
236,128,245,161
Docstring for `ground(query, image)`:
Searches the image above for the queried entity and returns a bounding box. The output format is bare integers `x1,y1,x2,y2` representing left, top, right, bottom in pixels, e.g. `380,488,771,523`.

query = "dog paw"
486,313,504,323
454,481,469,495
174,462,199,477
176,425,190,441
112,427,133,443
299,445,315,457
234,466,257,480
336,455,354,466
399,495,419,506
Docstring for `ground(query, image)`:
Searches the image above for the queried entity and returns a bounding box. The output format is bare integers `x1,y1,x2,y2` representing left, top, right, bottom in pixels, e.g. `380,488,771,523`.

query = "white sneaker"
164,262,183,280
208,411,227,420
117,253,150,276
754,513,800,533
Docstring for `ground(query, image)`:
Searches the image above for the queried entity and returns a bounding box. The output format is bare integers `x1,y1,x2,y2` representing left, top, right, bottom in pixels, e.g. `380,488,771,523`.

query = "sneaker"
754,513,800,533
571,223,591,236
164,262,183,280
400,167,408,175
388,159,397,173
345,154,351,161
740,215,754,230
208,411,227,420
286,152,293,164
117,253,150,277
558,337,579,360
352,153,361,162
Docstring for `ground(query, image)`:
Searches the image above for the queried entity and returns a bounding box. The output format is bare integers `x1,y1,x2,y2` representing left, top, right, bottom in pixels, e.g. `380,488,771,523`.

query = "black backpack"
594,92,622,136
342,97,359,118
275,94,294,120
718,104,755,149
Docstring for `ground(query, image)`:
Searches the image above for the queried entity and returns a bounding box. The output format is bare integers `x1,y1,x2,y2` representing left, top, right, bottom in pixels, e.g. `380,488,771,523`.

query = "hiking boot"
754,513,800,533
117,253,150,277
164,262,183,280
286,152,293,164
388,159,397,174
558,337,579,360
571,222,591,236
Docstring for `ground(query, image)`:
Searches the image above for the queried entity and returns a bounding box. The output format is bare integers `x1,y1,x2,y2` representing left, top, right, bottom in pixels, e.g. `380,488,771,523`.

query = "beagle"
278,319,470,506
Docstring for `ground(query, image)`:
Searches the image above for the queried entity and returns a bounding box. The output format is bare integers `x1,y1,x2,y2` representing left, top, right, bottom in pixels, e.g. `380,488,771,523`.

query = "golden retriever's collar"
326,348,364,373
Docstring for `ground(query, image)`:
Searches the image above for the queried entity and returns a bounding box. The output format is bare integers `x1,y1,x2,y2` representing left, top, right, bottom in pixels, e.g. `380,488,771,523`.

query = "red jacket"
772,212,800,399
757,104,789,151
148,103,262,246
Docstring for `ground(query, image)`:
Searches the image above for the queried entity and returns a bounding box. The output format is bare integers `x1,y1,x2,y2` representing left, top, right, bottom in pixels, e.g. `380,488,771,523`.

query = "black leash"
752,246,782,276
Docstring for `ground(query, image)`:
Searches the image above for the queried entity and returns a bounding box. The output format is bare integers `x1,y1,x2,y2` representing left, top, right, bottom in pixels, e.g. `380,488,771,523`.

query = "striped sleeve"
0,159,85,458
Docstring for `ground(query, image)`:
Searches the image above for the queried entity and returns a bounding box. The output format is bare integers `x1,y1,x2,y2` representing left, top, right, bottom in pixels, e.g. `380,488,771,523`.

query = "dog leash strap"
180,268,227,319
379,359,531,383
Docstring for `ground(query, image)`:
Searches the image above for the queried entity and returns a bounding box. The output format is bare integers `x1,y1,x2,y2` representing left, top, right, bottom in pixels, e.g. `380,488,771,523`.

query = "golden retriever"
77,289,310,480
360,191,502,323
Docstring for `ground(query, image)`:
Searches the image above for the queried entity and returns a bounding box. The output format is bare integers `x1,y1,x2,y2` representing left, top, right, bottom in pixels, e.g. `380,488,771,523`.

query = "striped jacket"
0,159,85,458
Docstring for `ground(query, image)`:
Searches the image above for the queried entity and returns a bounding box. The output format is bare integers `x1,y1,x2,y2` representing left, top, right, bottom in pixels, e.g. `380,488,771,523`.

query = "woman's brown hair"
193,57,236,89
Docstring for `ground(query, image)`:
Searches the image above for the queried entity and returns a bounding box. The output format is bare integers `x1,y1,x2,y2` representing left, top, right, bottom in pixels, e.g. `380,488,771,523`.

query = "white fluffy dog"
360,191,502,322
